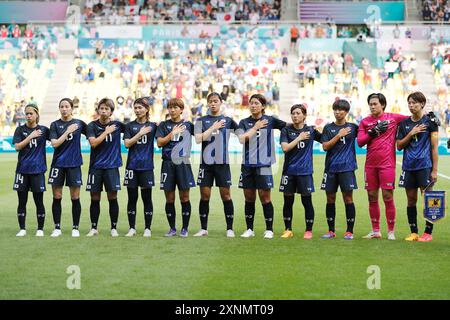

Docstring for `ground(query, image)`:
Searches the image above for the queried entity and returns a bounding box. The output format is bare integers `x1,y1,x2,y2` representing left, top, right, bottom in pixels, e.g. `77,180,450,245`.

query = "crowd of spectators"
431,42,450,136
422,0,450,22
1,24,59,60
82,0,281,24
293,44,419,126
67,36,283,124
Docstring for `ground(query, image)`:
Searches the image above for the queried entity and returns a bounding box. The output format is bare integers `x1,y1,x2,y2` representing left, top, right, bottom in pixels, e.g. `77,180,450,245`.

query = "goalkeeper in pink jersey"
357,93,408,240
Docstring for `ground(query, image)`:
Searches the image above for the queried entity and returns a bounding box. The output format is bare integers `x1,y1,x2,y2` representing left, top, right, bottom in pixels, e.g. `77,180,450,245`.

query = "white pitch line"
396,161,450,180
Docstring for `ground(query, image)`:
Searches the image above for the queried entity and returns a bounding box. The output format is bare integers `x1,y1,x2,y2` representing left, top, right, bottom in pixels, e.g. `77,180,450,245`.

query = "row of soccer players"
13,92,441,241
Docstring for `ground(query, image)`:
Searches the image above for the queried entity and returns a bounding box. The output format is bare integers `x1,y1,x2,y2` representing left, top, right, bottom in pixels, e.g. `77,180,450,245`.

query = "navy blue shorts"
279,174,314,195
320,171,358,193
48,166,82,187
124,169,154,189
197,164,232,188
160,160,196,191
86,168,121,192
399,168,431,189
238,165,274,189
13,172,46,192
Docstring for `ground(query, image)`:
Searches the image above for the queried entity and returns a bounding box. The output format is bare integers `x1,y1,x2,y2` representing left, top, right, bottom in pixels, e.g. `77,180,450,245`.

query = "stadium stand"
0,54,55,135
422,0,450,22
82,0,282,24
65,37,282,124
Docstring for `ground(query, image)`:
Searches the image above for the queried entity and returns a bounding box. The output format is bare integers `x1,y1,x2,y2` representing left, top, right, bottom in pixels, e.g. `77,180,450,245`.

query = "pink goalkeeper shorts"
364,167,396,190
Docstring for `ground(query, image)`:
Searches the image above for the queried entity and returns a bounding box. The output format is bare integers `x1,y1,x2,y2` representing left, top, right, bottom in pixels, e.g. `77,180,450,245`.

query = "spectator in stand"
0,25,8,38
422,0,450,22
290,24,299,52
12,25,21,38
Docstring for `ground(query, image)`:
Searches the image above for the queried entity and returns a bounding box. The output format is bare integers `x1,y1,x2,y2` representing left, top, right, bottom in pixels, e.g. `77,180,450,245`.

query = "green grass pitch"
0,153,449,299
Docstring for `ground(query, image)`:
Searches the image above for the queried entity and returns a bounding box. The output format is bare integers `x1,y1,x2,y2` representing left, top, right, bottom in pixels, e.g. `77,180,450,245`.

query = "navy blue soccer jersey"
50,118,87,168
155,119,194,161
321,122,358,173
396,115,438,171
280,125,322,175
124,120,157,171
194,114,238,165
87,120,125,170
237,115,286,167
13,124,50,174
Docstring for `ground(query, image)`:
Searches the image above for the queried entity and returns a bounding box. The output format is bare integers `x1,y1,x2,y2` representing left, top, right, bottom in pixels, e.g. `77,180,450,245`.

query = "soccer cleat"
72,229,80,237
143,229,152,238
36,230,44,237
50,229,62,238
240,229,255,238
418,233,433,242
86,228,99,237
404,233,419,241
110,229,119,237
193,229,208,237
387,231,396,240
226,229,235,238
344,232,354,240
281,230,294,238
16,229,26,237
125,228,137,237
164,228,177,237
321,231,336,239
362,231,382,239
263,230,274,239
180,228,188,238
303,231,313,239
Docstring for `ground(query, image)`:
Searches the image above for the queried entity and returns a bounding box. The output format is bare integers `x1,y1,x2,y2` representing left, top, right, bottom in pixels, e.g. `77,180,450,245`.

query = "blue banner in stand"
423,191,446,223
1,137,450,155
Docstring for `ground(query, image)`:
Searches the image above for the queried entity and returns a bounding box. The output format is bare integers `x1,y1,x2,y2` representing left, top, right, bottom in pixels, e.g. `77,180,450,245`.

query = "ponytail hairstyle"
58,98,74,109
249,93,267,114
25,103,40,124
207,92,223,103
